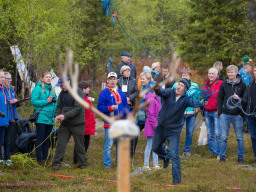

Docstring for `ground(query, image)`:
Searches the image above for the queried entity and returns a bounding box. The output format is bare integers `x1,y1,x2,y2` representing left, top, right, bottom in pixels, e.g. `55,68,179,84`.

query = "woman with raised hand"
31,72,57,163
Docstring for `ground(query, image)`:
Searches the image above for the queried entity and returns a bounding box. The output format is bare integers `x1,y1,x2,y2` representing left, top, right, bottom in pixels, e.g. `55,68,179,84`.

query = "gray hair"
208,67,218,75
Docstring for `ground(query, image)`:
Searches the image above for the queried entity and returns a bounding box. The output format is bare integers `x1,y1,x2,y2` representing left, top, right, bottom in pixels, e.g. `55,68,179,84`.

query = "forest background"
1,0,256,90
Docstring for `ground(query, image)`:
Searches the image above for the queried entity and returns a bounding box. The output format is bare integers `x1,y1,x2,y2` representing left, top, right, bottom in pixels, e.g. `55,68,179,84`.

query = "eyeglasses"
5,78,12,81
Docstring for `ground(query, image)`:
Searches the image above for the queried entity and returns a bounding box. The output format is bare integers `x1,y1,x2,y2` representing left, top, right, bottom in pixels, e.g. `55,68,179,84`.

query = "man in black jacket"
116,52,137,79
52,77,86,170
217,65,246,162
152,79,203,185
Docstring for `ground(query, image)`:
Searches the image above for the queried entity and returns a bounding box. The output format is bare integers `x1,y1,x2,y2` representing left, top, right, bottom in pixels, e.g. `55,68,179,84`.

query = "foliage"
175,0,255,71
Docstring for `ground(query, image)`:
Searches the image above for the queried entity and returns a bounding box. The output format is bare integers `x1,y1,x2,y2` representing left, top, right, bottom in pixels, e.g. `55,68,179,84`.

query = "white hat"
107,72,117,79
143,66,151,73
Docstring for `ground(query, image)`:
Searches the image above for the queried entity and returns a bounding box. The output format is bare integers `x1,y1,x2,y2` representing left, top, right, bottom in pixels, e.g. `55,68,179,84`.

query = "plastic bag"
198,121,208,146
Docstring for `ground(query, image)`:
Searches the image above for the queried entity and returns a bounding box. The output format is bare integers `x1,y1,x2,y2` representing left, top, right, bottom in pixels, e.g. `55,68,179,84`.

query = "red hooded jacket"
203,78,222,112
84,96,96,135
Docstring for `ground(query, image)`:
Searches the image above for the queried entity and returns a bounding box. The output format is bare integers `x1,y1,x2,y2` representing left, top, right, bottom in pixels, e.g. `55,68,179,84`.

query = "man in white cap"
97,72,131,169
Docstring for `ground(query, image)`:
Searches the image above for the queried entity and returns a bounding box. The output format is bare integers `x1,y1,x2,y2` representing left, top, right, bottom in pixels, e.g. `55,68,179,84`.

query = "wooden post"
117,138,130,192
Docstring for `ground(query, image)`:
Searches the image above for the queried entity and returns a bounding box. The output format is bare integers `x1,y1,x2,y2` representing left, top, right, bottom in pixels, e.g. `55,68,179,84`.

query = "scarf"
106,84,121,105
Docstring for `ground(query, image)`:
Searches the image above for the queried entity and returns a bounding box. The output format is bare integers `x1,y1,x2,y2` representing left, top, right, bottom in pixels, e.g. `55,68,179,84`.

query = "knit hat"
179,78,191,91
120,66,131,74
143,66,151,73
242,56,249,63
151,62,161,70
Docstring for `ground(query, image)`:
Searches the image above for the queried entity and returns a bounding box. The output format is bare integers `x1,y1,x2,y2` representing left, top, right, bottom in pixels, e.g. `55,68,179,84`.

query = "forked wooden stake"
118,138,130,192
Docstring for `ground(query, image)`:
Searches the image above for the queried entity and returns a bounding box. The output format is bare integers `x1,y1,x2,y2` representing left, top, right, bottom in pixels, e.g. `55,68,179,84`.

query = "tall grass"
0,118,256,192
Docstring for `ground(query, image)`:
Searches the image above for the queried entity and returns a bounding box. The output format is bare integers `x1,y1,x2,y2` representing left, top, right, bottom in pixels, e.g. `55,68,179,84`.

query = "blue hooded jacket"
5,86,19,121
0,85,9,127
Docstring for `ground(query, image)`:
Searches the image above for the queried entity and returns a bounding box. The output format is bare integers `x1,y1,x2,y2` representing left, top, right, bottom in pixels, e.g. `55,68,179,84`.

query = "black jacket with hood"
217,75,246,116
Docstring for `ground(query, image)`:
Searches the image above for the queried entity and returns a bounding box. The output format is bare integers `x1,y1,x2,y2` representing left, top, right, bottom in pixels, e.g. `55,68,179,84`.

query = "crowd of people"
0,53,256,185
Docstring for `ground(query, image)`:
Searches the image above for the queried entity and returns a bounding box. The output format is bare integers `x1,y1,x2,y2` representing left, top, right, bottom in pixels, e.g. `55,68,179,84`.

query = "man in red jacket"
203,67,223,159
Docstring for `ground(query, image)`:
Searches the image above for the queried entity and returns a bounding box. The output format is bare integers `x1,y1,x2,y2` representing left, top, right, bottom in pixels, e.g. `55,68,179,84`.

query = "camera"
0,111,5,118
52,97,57,103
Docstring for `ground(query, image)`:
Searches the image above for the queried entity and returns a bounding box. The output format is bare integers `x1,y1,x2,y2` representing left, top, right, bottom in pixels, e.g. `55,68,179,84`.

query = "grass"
1,117,256,192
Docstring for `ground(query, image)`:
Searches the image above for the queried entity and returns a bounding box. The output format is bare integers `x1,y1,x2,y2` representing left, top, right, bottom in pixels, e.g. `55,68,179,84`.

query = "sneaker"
216,156,220,161
173,182,181,185
52,163,62,171
0,160,5,164
5,159,12,166
183,152,191,157
152,166,160,170
163,158,170,168
238,158,244,163
219,157,225,162
78,165,86,169
143,166,151,170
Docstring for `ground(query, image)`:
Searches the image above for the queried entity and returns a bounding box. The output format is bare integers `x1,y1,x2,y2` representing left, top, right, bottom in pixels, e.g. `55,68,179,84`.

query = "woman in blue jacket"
4,72,20,165
0,70,9,163
31,71,57,163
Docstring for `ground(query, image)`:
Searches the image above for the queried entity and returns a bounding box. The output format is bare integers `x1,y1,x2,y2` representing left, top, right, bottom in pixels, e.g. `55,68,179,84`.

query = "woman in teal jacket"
31,72,57,163
172,70,200,156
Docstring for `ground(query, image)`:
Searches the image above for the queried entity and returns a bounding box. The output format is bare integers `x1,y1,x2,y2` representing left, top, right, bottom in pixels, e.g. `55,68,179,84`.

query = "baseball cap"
121,52,132,57
107,72,117,79
55,76,70,86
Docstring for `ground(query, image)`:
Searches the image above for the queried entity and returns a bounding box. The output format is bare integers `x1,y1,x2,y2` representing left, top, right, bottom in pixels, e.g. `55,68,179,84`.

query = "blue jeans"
205,111,221,156
35,123,53,162
4,122,15,160
144,137,158,167
0,126,6,159
220,114,244,159
152,125,182,184
181,115,196,153
247,116,256,159
104,128,113,168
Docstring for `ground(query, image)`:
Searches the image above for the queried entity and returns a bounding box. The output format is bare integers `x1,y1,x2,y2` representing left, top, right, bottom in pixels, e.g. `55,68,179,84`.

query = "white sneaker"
152,166,160,170
5,159,12,166
143,166,151,170
0,160,5,164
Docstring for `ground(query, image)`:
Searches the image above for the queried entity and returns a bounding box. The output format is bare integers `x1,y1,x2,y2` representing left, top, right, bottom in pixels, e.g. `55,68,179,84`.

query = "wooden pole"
117,138,131,192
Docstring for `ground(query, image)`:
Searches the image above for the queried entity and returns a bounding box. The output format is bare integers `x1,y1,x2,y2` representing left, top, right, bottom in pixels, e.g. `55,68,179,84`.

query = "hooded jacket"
203,78,222,112
144,92,161,137
31,81,57,125
0,85,9,127
84,95,95,135
5,86,19,121
155,87,202,134
217,75,246,116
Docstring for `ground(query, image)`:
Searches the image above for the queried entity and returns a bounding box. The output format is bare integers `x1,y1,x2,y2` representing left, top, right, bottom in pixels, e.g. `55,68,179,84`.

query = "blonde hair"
226,65,238,73
41,71,55,95
213,61,223,71
140,72,152,80
151,62,161,70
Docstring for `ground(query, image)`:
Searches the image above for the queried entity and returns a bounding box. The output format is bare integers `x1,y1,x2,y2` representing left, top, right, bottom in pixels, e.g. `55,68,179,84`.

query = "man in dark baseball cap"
116,52,137,79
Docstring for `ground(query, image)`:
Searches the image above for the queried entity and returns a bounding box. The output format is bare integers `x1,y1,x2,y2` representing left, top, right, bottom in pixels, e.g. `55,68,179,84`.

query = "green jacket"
31,81,57,125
